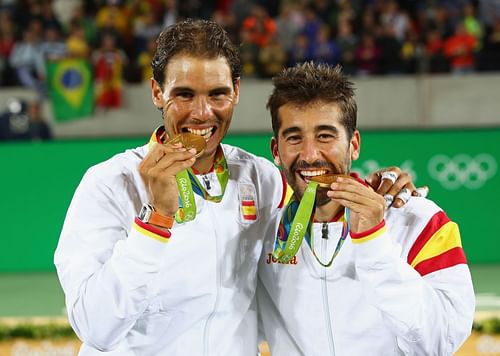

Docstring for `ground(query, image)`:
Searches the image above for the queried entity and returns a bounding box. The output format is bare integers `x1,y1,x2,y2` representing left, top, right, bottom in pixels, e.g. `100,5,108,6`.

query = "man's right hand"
139,142,197,216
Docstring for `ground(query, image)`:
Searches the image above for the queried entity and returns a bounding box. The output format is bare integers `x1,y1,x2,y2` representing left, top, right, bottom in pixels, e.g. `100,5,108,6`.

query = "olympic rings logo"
428,154,497,190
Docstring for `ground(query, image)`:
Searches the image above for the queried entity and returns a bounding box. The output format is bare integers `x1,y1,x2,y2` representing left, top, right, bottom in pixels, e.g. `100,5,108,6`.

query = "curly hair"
152,19,241,88
267,62,357,139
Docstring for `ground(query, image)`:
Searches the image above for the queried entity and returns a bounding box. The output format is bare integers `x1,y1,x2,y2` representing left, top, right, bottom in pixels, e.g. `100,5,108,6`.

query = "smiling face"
271,101,360,206
152,54,240,170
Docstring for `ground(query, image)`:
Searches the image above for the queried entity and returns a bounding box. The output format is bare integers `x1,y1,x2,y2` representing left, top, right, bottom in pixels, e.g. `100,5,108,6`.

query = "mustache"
291,160,337,172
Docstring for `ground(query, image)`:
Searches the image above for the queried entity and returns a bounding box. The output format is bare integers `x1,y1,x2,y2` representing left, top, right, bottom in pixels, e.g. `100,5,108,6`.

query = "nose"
190,95,213,121
300,137,322,163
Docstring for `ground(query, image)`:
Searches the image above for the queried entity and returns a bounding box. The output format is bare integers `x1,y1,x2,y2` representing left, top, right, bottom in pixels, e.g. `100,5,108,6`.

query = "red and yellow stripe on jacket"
407,210,467,276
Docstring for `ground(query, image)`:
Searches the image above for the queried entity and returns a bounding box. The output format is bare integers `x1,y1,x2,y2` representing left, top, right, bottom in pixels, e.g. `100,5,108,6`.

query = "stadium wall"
0,128,499,271
0,74,499,139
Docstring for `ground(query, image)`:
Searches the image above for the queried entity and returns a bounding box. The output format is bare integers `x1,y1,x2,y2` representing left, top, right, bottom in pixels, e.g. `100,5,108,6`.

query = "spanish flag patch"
238,183,258,222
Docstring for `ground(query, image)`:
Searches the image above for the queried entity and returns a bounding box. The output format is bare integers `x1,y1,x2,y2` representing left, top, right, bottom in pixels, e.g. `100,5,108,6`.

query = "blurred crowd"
0,0,500,95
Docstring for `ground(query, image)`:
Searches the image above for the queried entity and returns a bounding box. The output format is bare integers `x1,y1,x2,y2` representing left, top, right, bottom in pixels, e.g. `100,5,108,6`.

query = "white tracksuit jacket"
54,143,284,356
258,197,475,356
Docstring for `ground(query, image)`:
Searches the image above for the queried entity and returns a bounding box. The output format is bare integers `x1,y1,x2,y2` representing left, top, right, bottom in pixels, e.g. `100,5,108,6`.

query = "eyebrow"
281,126,301,138
281,124,340,138
170,86,232,94
316,125,339,134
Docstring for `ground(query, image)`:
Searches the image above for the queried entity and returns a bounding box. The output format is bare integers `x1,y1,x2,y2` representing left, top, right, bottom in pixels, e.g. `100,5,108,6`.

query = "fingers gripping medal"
166,133,207,223
166,132,206,158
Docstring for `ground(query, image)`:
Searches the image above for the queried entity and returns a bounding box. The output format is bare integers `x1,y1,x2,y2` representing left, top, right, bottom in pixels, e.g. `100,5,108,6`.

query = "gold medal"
166,133,206,157
311,174,353,188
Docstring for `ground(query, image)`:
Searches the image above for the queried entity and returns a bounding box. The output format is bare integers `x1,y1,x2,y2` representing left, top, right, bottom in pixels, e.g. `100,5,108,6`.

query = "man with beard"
258,62,474,356
55,20,423,355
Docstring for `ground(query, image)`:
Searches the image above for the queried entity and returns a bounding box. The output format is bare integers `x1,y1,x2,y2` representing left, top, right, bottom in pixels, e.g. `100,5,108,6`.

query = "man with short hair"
257,62,475,355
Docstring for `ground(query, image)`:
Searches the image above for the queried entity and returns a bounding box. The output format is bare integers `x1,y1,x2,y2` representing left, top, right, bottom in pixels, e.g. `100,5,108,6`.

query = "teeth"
187,127,214,139
300,170,327,177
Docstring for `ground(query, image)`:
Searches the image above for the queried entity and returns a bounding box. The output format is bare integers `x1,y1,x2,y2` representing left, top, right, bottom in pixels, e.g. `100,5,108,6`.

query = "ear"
151,78,165,109
350,130,361,161
270,137,281,166
233,78,240,105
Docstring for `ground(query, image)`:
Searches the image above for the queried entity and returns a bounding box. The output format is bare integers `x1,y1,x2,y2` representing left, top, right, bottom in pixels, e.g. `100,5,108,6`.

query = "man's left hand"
365,166,428,208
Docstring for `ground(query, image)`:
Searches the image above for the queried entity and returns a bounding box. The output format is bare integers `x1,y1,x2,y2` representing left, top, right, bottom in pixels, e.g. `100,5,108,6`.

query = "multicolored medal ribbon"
272,181,350,267
174,147,228,223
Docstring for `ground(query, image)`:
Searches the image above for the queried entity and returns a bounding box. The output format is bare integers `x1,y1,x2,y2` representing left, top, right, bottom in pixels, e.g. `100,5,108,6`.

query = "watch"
138,203,174,229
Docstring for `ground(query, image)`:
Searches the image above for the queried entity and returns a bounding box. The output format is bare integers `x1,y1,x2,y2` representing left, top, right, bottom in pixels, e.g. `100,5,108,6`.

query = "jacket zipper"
203,208,221,356
320,223,336,355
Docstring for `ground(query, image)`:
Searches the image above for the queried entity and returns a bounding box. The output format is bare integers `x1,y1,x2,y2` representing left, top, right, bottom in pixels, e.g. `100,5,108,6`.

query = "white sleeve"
54,169,169,352
352,223,475,355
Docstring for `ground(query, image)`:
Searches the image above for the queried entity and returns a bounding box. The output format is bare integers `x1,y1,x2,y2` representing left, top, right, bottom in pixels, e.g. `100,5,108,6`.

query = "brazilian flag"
47,59,93,122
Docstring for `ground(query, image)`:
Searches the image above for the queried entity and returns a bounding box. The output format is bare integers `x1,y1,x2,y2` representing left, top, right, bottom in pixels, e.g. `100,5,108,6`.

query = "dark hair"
152,19,241,88
267,62,357,139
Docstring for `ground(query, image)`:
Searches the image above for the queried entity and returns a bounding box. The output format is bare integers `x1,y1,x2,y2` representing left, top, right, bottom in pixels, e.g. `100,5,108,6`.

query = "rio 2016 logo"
428,153,497,190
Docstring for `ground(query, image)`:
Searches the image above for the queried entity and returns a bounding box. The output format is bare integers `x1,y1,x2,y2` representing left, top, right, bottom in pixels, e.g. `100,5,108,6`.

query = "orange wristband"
138,203,175,229
148,209,174,229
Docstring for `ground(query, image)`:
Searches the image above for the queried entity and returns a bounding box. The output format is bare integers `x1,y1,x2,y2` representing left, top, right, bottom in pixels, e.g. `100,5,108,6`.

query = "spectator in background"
478,18,500,71
336,19,358,75
359,7,378,36
239,27,260,77
288,32,312,67
462,3,483,51
275,3,304,55
95,0,129,55
40,26,67,62
95,0,128,39
132,7,162,55
356,32,380,75
92,32,128,109
425,27,449,73
66,4,97,48
137,36,156,82
0,9,16,85
310,24,340,65
40,1,63,34
9,28,46,99
258,33,287,78
26,100,52,140
66,20,91,59
301,6,322,43
212,10,239,46
377,24,403,74
401,29,422,74
380,0,410,43
0,98,51,141
162,0,178,29
242,5,277,48
430,5,454,39
444,22,477,74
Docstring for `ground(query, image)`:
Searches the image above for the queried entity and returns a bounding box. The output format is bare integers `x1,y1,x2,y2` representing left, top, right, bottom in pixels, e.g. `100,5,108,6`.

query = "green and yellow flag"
46,59,93,122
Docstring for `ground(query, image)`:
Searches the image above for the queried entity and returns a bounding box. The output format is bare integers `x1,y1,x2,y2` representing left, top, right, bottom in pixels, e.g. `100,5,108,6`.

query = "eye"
318,133,335,142
175,91,193,99
285,135,302,144
210,90,228,100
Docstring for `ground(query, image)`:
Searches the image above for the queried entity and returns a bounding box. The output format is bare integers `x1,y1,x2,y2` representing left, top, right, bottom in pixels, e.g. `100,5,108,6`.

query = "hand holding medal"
139,132,202,218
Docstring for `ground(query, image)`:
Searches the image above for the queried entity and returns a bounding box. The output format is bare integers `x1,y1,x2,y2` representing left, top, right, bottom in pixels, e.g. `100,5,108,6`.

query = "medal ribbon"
272,181,350,267
175,147,229,223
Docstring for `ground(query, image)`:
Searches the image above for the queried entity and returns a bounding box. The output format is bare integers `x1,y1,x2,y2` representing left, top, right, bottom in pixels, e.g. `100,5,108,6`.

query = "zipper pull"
202,175,211,190
321,222,329,239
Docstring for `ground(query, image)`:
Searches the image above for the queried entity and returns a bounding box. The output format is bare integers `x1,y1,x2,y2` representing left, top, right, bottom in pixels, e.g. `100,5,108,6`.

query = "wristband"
137,203,174,229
